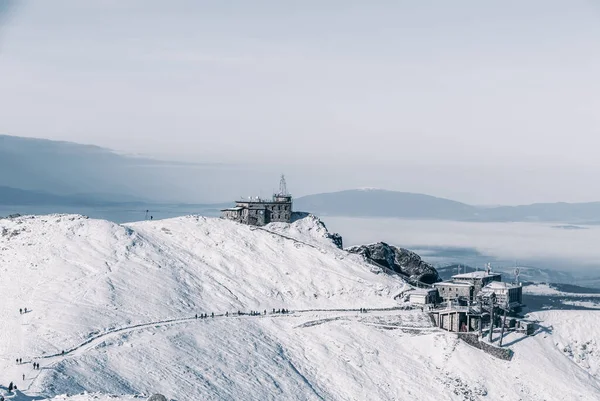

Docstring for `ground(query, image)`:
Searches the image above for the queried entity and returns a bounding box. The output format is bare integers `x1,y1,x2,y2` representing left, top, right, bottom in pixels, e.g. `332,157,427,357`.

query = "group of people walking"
195,313,214,319
15,358,39,369
196,308,292,319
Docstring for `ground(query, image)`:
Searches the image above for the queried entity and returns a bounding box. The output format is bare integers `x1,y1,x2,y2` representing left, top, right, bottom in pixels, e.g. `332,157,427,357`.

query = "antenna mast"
279,174,288,195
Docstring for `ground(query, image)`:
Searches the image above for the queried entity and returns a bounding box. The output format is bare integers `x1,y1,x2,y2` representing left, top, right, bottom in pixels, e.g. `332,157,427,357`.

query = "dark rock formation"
147,395,168,401
326,233,343,249
347,242,440,284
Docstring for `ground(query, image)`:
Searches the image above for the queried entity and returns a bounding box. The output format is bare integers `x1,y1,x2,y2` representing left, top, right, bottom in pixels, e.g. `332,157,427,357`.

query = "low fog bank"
323,217,600,274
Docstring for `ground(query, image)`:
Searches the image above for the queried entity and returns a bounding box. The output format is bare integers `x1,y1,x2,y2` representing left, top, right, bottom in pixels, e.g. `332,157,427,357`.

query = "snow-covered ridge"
3,214,600,400
0,213,409,398
531,311,600,380
0,213,404,343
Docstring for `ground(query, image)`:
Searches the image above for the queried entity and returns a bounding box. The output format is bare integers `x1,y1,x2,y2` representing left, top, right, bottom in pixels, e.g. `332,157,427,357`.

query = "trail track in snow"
39,307,415,360
25,307,424,393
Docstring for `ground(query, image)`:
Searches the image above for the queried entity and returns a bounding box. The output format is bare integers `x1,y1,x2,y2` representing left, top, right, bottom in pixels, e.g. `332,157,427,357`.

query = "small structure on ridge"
221,175,293,226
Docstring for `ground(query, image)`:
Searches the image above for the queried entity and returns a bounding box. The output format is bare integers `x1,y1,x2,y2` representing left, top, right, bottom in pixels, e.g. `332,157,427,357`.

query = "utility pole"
478,298,483,337
488,293,496,343
499,306,508,347
488,304,494,342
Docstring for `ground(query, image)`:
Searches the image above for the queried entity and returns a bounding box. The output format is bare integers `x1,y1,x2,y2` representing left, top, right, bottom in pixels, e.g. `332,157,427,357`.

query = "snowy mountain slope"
0,214,404,352
2,214,600,400
531,310,600,379
15,309,600,401
0,214,407,398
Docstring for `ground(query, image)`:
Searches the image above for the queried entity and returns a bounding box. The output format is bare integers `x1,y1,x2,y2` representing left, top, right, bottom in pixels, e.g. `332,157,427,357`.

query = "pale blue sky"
1,1,600,204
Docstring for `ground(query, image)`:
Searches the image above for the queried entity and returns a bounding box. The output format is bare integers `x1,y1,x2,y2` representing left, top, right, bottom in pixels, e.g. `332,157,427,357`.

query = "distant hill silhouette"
4,135,600,223
294,189,600,223
0,135,300,205
294,189,476,220
0,135,185,202
0,186,147,206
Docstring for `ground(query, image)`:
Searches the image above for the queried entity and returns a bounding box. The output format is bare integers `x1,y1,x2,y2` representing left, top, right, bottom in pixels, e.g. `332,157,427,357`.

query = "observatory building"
221,175,293,226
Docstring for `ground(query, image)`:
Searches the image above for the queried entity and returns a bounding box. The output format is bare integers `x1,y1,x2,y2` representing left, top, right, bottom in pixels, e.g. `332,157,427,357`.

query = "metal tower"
279,174,288,195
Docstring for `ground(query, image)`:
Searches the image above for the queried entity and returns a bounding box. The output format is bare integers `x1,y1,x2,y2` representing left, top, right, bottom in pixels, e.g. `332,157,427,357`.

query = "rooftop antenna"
514,267,520,285
279,174,288,196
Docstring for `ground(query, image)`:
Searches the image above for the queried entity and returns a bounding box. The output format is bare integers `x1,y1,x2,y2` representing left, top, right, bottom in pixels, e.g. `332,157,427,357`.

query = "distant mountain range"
0,186,150,206
4,135,600,223
0,135,282,204
6,184,600,225
293,189,600,223
294,190,474,220
0,134,195,203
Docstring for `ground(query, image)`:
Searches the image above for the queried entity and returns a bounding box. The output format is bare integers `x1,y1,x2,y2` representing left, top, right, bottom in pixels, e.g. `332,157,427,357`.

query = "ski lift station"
418,266,525,336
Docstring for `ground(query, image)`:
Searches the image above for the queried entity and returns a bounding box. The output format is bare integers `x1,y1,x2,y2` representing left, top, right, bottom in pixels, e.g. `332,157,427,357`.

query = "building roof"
236,198,292,205
221,206,245,211
434,281,474,288
452,271,502,280
436,306,477,314
410,288,437,295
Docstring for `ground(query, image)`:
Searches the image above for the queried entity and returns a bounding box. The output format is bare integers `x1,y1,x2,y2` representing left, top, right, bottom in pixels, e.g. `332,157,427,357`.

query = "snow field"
2,214,600,400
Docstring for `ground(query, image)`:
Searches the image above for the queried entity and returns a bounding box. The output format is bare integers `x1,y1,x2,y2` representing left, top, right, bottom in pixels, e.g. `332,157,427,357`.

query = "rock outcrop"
326,232,343,249
346,242,440,284
147,395,168,401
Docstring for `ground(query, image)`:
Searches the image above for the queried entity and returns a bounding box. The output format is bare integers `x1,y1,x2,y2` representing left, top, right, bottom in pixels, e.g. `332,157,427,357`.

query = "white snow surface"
529,310,600,380
1,214,600,401
524,283,600,297
522,283,566,295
